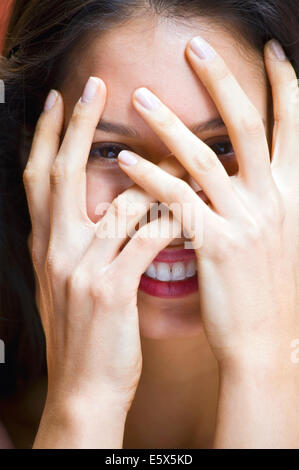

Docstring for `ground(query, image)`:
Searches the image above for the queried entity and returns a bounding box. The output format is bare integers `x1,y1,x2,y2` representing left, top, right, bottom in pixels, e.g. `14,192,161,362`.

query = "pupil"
105,146,118,158
214,142,232,154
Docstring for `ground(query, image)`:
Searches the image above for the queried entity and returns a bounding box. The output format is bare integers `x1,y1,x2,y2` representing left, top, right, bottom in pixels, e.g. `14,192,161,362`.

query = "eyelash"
89,143,131,161
89,139,234,162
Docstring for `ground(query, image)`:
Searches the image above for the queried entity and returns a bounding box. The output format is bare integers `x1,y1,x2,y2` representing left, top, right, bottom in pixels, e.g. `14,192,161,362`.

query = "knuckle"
192,149,218,173
110,194,129,219
121,193,145,219
132,234,150,251
212,232,236,260
23,166,39,186
50,159,66,185
50,156,85,184
46,250,69,280
244,219,263,243
218,234,237,258
69,104,94,130
214,218,262,260
92,265,137,307
67,268,90,295
89,282,107,301
238,108,264,137
90,269,115,303
158,112,180,132
208,59,230,83
173,178,192,200
108,194,143,227
261,197,286,226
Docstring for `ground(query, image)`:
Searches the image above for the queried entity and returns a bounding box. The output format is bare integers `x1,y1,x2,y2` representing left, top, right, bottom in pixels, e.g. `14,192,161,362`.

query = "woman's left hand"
116,37,299,446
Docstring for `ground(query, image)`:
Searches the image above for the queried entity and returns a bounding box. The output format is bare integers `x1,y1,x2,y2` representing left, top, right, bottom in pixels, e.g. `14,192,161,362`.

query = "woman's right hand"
23,77,183,448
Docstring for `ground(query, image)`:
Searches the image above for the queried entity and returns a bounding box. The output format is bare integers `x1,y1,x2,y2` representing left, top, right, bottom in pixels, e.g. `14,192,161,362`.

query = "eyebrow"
96,116,268,137
95,117,227,137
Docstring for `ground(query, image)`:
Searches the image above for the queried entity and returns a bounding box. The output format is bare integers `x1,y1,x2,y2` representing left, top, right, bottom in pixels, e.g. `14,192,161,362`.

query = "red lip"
138,245,198,298
152,246,196,264
139,273,198,298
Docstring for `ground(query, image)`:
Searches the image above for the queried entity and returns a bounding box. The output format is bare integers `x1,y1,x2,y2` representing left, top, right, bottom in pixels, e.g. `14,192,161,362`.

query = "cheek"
86,169,134,223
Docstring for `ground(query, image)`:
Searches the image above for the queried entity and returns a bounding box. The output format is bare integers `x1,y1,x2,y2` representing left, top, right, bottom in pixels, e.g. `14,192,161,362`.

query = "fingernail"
118,150,138,166
81,77,99,103
134,88,161,111
268,40,286,61
189,36,216,60
44,89,58,112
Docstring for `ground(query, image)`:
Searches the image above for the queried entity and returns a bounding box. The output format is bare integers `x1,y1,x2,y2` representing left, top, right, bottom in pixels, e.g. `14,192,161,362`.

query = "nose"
167,176,198,247
184,174,209,205
167,174,210,247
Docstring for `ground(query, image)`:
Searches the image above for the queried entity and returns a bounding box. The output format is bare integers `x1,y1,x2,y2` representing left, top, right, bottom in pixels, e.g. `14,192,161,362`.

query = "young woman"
0,0,298,449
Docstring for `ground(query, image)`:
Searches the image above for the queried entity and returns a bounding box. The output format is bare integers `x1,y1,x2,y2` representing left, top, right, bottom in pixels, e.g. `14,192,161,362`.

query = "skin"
61,16,272,340
1,15,298,449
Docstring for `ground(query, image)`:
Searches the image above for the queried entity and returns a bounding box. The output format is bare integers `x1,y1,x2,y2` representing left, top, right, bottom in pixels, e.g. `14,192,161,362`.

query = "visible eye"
89,143,130,161
208,139,239,176
209,140,233,157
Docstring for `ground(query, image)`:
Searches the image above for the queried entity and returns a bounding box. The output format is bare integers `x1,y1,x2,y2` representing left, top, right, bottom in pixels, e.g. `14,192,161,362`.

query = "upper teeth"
145,260,197,282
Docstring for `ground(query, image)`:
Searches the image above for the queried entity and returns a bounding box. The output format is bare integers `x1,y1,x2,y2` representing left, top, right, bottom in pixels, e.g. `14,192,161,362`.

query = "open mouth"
140,246,199,298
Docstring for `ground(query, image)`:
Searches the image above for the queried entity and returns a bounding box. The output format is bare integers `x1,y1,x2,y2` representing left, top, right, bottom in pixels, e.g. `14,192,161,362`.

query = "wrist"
34,393,128,449
214,355,299,448
217,339,298,385
218,359,298,398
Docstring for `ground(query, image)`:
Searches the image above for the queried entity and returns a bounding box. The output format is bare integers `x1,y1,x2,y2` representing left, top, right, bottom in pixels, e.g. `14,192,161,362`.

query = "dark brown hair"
0,0,298,398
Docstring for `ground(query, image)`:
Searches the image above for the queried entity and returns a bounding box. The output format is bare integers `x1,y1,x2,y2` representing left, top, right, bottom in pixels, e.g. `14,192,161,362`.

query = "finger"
264,40,299,180
113,207,218,294
79,155,188,268
23,90,63,258
117,149,220,244
185,35,274,194
131,87,244,218
68,216,183,315
111,214,183,293
50,77,107,228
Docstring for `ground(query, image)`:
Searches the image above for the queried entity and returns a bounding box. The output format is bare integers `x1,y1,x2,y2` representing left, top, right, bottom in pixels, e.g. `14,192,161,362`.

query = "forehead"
62,16,266,136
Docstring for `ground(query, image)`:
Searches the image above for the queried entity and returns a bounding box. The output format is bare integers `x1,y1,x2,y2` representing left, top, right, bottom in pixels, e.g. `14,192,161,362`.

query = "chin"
137,289,203,339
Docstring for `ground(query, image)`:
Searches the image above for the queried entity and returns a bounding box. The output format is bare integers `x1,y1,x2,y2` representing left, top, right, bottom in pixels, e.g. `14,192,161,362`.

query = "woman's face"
60,16,271,339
